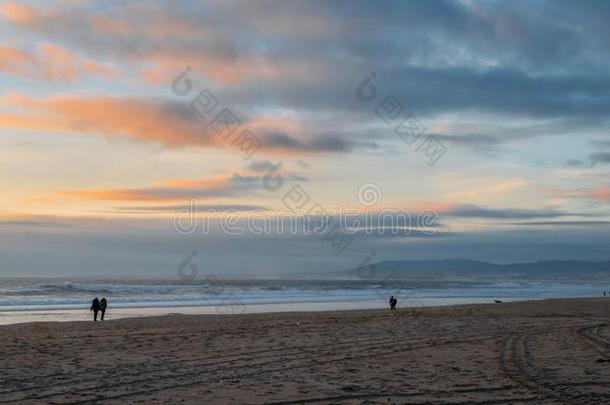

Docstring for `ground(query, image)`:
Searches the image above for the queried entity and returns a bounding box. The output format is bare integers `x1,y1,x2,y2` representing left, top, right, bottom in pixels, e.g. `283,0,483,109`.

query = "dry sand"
1,298,610,404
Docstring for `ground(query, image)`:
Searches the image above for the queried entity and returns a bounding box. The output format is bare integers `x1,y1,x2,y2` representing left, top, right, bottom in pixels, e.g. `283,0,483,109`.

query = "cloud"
0,219,69,228
509,221,610,226
443,179,529,201
0,93,218,148
109,204,268,213
0,213,105,229
565,159,586,167
57,174,261,202
564,138,610,167
589,152,610,165
248,160,276,173
0,45,36,77
592,140,610,148
296,159,311,169
0,1,300,85
560,186,610,203
261,132,379,153
4,1,610,122
0,94,382,155
442,203,593,220
432,133,502,148
0,2,58,25
53,158,309,203
246,118,380,153
350,227,451,239
0,43,117,82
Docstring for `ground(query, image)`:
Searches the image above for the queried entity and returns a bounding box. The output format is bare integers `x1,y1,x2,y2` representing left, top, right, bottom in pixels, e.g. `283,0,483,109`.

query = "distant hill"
340,259,610,280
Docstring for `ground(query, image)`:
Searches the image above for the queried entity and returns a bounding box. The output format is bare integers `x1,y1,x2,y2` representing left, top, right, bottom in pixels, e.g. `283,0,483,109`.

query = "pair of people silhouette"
90,297,107,321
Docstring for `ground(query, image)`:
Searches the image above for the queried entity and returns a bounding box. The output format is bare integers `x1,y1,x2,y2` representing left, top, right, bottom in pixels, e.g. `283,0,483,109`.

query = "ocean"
0,277,605,325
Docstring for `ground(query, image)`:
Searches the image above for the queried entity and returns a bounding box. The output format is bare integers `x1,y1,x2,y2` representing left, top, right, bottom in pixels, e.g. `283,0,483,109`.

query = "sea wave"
0,278,603,311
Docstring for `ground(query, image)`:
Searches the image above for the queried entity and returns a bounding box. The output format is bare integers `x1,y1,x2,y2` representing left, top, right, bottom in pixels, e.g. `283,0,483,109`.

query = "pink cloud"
56,173,259,202
0,93,219,147
0,43,118,82
0,94,339,155
562,187,610,203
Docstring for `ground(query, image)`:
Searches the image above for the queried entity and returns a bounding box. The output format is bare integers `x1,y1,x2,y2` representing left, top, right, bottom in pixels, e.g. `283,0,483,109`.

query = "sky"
1,0,610,278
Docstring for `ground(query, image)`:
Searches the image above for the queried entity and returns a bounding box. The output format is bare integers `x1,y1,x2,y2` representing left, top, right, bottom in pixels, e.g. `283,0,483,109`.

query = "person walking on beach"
389,296,397,310
90,297,101,321
100,297,108,321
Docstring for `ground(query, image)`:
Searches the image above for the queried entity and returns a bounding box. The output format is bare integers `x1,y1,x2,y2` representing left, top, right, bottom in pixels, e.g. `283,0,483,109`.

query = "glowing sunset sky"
1,0,610,277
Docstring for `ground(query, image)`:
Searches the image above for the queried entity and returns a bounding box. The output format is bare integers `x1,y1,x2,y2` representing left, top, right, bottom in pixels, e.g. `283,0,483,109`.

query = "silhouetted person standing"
91,297,100,321
100,298,108,320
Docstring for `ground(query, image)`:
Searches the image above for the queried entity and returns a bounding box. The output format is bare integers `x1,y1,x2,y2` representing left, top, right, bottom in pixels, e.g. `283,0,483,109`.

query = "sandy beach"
1,298,610,404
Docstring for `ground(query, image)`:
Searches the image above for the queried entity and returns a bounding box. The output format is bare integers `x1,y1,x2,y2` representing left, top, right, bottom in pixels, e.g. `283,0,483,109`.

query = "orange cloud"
40,44,118,81
0,93,339,155
0,2,58,25
89,15,134,35
0,43,117,82
57,173,258,202
1,2,245,84
142,54,302,86
563,187,610,203
0,45,36,77
1,2,325,86
0,93,219,148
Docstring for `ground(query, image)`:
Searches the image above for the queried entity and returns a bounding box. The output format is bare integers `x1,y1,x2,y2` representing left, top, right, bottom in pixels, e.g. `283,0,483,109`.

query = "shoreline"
0,296,604,329
0,296,552,326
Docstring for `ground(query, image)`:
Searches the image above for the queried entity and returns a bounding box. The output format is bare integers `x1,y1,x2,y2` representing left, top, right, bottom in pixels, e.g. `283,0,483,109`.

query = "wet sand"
1,298,610,404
